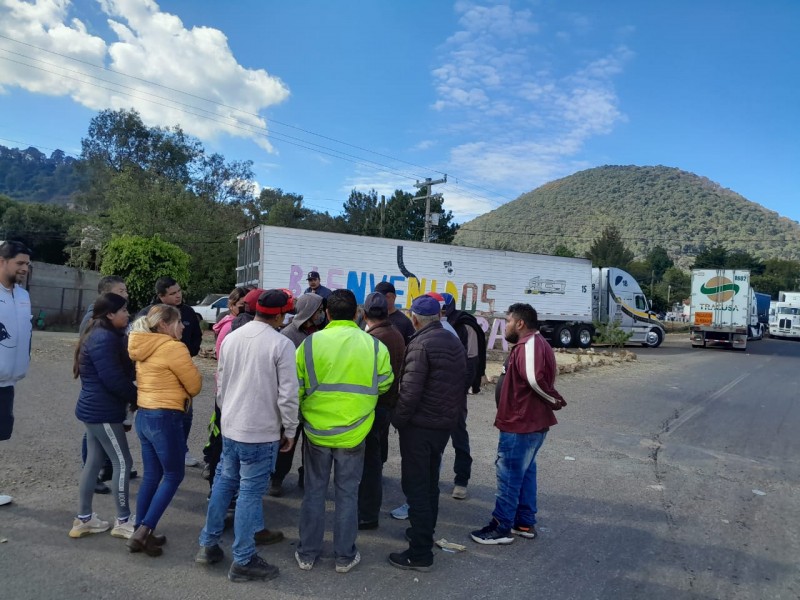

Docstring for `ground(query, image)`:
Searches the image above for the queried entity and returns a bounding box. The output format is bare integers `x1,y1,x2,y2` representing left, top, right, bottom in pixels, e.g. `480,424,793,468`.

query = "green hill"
454,165,800,268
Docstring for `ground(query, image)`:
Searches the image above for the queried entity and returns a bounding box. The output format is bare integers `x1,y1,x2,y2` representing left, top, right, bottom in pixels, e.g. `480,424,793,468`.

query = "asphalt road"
1,332,798,600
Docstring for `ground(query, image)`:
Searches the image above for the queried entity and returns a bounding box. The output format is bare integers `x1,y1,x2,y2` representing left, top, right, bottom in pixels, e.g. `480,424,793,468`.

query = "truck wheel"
643,328,663,348
575,325,593,349
554,324,573,348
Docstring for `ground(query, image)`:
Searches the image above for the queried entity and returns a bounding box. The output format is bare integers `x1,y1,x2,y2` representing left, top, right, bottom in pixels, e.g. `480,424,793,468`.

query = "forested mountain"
0,145,84,204
454,165,800,268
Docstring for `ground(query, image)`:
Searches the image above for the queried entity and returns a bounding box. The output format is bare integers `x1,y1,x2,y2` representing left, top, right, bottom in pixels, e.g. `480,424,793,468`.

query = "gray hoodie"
281,293,324,348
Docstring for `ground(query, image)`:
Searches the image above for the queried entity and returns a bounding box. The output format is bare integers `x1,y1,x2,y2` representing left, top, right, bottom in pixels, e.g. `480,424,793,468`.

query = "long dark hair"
73,293,128,378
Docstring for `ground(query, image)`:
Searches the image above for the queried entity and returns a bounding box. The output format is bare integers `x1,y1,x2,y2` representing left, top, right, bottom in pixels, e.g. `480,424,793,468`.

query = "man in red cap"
196,289,299,583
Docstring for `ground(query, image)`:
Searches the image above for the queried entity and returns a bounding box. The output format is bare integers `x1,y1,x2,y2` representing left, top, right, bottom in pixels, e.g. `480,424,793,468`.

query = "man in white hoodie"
0,241,32,507
196,289,299,583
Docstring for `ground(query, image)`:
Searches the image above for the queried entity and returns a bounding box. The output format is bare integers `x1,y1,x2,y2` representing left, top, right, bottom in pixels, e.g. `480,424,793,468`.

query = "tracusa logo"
700,277,740,302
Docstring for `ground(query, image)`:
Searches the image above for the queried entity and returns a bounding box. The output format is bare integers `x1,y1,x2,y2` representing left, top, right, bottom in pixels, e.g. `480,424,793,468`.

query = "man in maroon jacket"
470,303,565,545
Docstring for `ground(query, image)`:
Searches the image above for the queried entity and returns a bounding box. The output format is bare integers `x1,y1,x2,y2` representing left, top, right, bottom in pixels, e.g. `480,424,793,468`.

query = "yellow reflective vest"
296,320,393,448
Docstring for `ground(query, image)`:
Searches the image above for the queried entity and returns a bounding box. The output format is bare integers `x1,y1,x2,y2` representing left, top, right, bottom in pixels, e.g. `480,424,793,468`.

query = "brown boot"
150,531,167,547
127,525,163,557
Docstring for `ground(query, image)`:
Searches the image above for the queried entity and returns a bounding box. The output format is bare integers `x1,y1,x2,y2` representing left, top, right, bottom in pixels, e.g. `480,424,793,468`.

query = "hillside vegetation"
454,165,800,268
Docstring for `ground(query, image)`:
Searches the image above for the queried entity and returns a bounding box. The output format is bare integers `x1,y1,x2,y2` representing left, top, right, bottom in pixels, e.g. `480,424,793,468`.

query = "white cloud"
0,0,289,148
430,1,632,217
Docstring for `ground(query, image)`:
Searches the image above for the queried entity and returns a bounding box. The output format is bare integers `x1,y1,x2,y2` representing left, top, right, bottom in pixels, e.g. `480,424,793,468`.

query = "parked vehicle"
755,292,771,336
236,226,664,349
778,290,800,303
592,267,664,348
769,292,800,339
194,294,228,324
689,269,761,350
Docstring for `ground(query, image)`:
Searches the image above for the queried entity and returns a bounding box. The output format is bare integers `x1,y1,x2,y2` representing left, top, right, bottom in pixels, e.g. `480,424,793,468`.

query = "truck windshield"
777,307,800,315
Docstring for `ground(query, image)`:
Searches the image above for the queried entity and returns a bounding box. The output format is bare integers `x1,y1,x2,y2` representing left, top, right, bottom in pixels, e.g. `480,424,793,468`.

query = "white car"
194,294,228,324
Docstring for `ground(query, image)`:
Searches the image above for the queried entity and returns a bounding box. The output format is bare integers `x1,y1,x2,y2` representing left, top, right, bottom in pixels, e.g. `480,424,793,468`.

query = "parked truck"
236,226,664,349
769,290,800,339
689,269,760,350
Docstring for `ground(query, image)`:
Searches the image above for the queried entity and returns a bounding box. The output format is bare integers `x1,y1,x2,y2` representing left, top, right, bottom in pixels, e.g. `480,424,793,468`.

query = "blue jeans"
135,409,186,530
492,430,547,533
183,404,193,455
199,437,278,565
298,440,364,567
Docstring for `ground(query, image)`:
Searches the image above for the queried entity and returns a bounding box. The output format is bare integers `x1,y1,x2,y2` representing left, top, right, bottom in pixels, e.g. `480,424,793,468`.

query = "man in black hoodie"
137,277,202,466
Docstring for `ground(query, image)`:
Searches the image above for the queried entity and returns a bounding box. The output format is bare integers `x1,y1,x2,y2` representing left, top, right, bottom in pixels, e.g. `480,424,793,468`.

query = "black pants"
399,425,450,562
449,356,477,486
358,406,391,523
202,405,223,490
273,428,304,483
0,386,14,441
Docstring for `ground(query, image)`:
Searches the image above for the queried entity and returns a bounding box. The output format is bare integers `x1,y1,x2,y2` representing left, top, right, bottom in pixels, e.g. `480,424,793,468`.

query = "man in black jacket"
388,295,466,572
442,292,487,500
136,276,203,466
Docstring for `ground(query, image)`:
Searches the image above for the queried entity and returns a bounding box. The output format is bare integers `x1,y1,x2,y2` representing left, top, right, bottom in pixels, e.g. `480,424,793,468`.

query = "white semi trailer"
236,226,664,349
689,269,760,350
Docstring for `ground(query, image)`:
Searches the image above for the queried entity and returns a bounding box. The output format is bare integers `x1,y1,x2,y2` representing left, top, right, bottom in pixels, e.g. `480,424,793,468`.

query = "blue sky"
0,0,798,226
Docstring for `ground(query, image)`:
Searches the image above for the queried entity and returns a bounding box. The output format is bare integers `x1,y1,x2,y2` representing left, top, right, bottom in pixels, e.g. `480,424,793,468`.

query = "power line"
0,34,450,180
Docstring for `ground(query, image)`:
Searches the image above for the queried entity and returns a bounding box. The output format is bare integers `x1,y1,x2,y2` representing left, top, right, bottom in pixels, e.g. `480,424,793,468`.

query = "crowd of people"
0,241,566,585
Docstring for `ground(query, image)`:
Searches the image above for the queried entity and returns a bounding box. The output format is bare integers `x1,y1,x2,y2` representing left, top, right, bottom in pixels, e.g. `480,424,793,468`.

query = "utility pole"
380,195,385,237
413,175,447,242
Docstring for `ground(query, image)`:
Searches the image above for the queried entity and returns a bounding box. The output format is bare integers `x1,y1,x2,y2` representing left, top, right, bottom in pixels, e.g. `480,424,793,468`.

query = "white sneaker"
185,452,200,467
335,551,361,573
110,516,136,539
0,494,13,506
452,485,468,500
69,514,110,538
295,551,314,571
390,503,409,520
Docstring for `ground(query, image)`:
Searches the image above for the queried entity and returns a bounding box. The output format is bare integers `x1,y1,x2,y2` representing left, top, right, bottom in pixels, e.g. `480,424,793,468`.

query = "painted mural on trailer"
285,245,559,351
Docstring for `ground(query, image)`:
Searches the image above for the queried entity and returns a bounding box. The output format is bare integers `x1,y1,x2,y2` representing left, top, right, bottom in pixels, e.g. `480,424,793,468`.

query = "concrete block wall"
26,262,101,326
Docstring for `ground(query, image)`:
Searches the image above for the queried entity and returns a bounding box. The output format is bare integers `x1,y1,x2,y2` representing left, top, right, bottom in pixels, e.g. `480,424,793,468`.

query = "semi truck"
236,225,665,350
769,290,800,339
689,269,761,350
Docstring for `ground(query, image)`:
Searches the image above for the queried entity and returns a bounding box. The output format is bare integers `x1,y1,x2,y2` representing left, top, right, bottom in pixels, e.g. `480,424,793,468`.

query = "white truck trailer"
689,269,759,350
236,225,664,349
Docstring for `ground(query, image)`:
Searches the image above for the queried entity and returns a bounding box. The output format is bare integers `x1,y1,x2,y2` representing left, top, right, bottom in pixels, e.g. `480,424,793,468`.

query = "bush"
593,320,633,347
100,235,191,312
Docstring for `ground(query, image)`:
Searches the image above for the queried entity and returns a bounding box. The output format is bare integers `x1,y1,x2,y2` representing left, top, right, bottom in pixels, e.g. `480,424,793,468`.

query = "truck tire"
642,328,664,348
575,325,593,349
554,324,573,348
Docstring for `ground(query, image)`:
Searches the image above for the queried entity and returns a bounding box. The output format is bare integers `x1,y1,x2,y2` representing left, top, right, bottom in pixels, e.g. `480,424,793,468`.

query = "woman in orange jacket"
126,304,202,556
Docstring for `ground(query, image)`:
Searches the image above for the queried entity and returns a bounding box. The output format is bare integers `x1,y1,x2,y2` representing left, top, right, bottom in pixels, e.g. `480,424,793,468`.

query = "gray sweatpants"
79,422,132,520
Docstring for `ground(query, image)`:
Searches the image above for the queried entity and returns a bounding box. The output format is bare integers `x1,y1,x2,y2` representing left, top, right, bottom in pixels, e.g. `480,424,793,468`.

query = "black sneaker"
358,520,379,531
228,554,279,583
388,550,432,572
511,524,538,539
130,469,138,480
94,479,110,495
470,521,514,545
195,544,224,565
